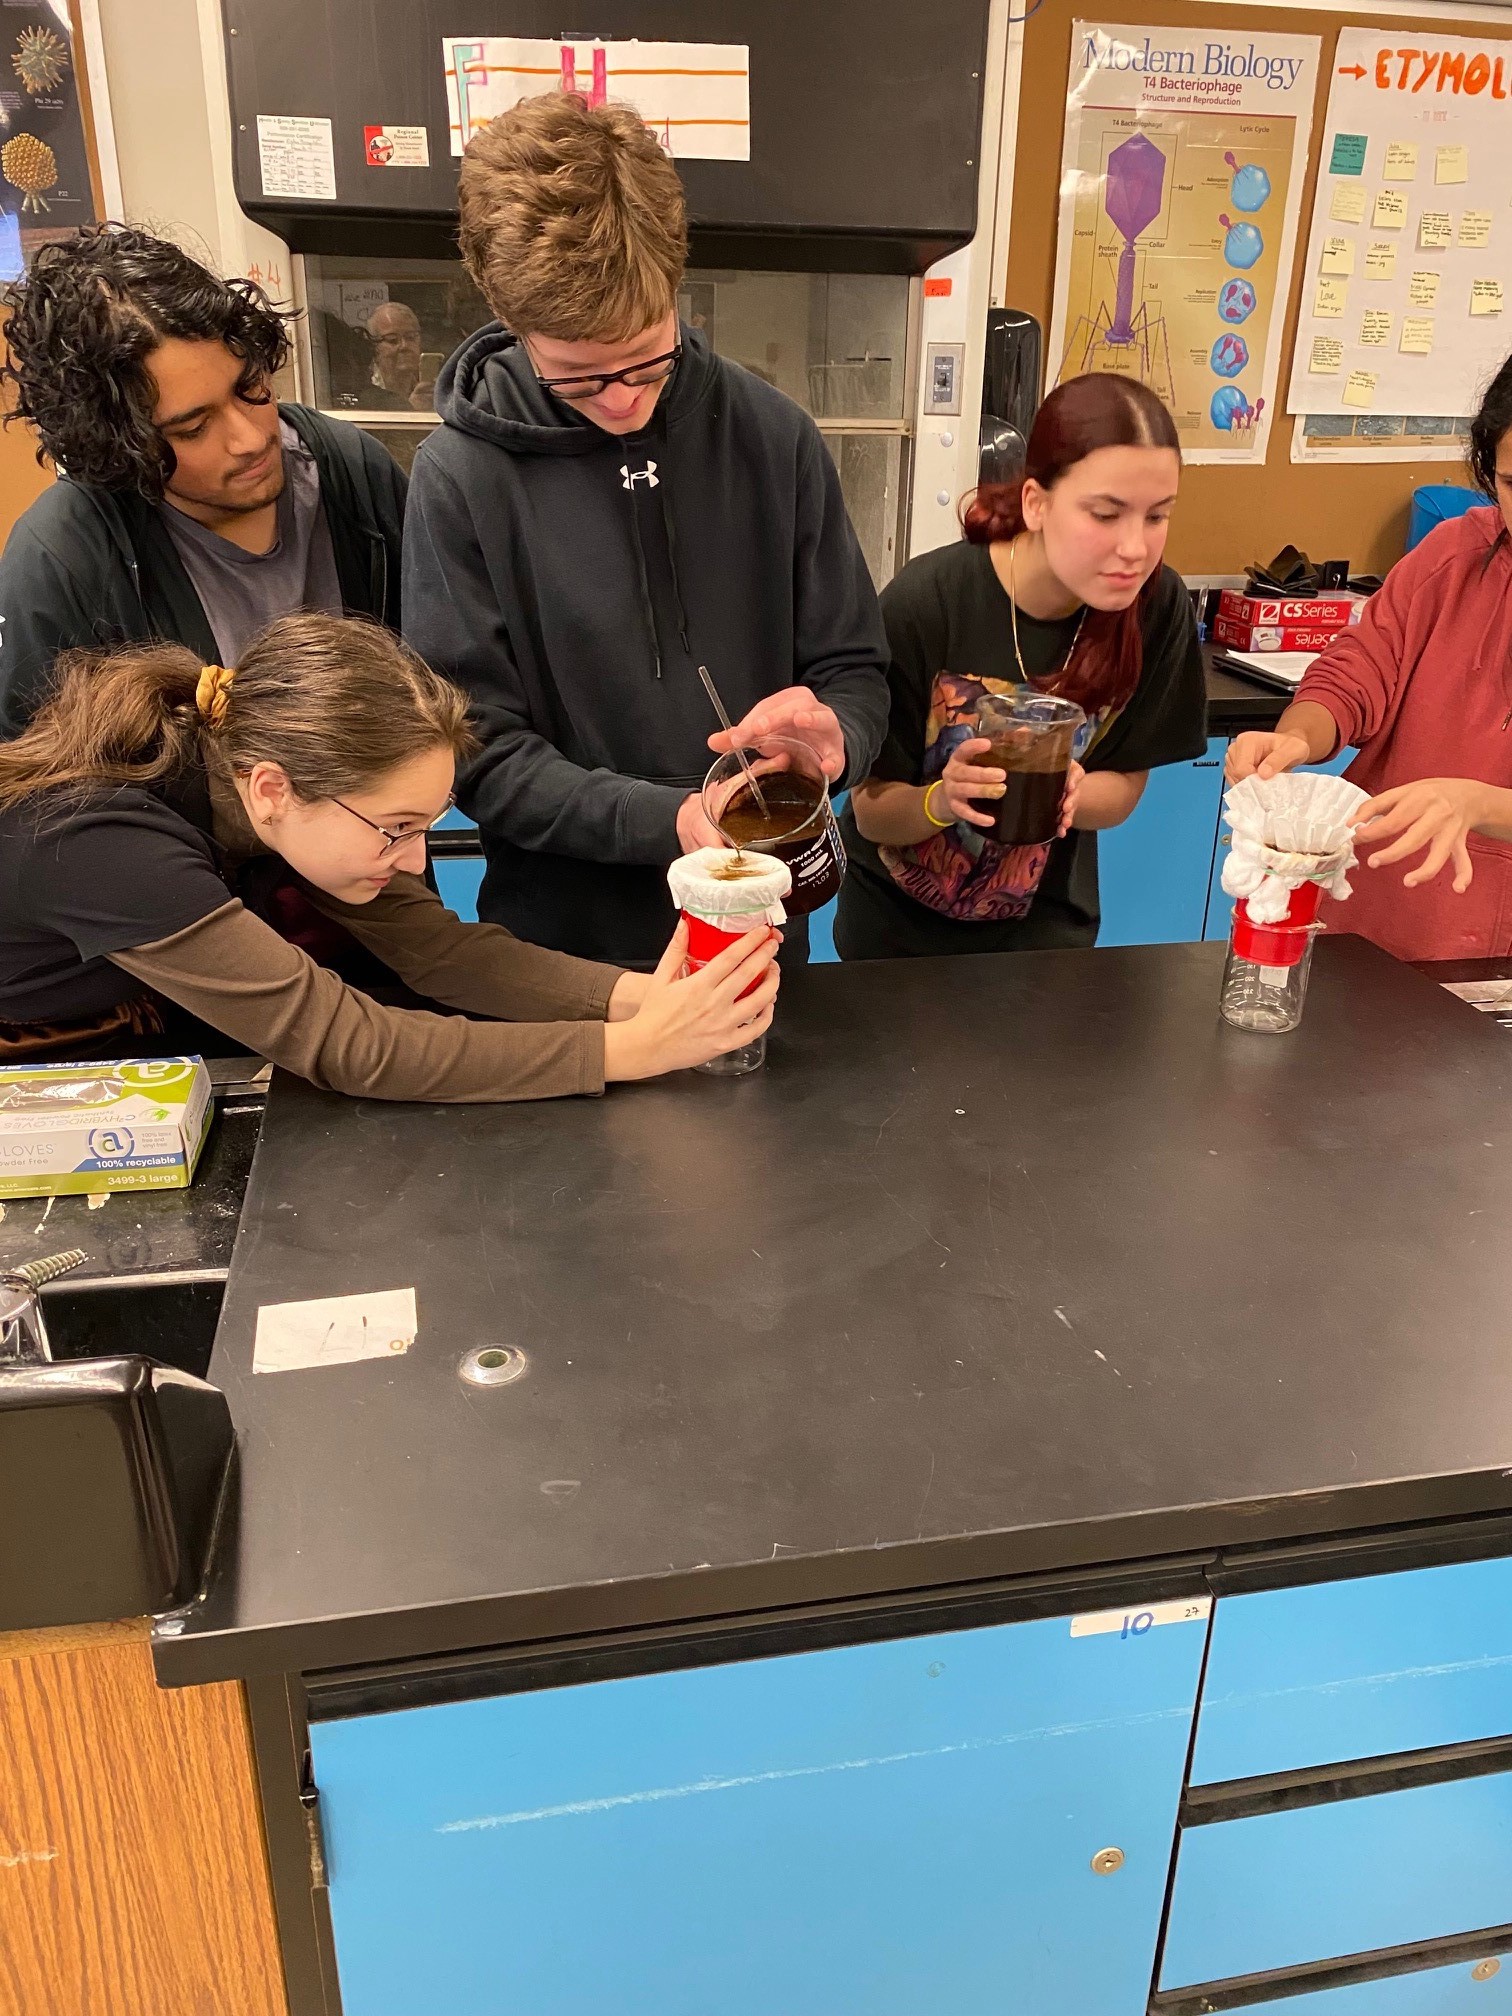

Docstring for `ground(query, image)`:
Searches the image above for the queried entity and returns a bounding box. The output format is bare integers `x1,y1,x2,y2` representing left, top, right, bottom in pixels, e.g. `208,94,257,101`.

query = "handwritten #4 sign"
1288,26,1512,421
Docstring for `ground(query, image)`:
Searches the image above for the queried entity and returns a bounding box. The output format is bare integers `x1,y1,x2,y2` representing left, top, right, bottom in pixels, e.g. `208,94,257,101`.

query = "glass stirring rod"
696,663,770,817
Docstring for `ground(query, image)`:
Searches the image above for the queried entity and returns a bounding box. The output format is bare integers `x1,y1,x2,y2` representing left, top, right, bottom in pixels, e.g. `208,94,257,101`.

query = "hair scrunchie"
195,663,235,728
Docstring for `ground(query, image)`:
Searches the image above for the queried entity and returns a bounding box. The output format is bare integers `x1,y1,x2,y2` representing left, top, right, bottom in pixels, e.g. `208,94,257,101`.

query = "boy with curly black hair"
0,224,406,733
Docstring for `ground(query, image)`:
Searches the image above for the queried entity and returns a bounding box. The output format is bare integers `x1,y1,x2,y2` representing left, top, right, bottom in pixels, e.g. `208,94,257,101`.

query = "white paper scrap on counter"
258,115,336,201
254,1285,417,1373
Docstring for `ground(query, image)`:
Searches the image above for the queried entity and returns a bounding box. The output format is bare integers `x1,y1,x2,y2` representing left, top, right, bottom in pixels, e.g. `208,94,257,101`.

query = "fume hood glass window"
823,431,905,588
302,256,913,581
304,255,489,415
678,270,911,421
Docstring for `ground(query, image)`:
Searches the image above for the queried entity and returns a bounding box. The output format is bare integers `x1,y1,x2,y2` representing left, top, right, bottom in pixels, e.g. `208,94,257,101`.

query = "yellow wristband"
922,779,953,828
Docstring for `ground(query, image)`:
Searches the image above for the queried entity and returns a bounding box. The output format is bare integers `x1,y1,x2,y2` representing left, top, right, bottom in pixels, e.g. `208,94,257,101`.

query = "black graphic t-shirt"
835,541,1206,959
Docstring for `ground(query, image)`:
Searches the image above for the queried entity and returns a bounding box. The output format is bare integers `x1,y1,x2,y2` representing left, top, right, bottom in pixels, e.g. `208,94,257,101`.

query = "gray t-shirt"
159,417,344,664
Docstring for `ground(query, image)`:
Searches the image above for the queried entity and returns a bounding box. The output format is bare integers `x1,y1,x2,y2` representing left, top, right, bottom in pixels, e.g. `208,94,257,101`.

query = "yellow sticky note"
1435,145,1469,185
1373,188,1408,230
1364,241,1396,281
1342,370,1378,409
1383,141,1418,181
1314,275,1349,319
1329,182,1367,226
1418,210,1452,249
1459,210,1492,250
1360,309,1392,347
1408,270,1441,309
1308,335,1344,375
1471,278,1504,317
1320,235,1356,276
1400,316,1434,355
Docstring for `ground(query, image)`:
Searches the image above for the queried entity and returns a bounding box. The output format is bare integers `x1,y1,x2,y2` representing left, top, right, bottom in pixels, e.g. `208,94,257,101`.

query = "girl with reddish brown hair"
836,373,1206,958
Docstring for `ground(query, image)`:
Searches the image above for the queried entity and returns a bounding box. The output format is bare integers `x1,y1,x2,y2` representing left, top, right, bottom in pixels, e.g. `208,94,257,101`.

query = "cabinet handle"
1091,1846,1125,1875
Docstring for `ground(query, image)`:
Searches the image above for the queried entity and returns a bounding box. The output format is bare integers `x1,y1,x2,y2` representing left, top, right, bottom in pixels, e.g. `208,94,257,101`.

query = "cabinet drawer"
1193,1555,1512,1784
1210,1954,1512,2014
312,1604,1206,2016
1097,739,1224,948
1160,1771,1512,1989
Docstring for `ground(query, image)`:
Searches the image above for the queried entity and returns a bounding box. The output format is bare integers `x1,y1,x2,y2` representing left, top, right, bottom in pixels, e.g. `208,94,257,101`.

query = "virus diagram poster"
0,2,98,277
444,38,750,160
1050,23,1319,464
1287,29,1512,430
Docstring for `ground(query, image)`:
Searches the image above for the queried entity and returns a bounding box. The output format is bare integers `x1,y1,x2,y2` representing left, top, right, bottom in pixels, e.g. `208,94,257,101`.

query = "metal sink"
0,1256,234,1630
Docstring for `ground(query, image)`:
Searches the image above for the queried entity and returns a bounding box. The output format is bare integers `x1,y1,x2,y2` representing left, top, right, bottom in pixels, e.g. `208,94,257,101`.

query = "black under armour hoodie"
403,322,889,965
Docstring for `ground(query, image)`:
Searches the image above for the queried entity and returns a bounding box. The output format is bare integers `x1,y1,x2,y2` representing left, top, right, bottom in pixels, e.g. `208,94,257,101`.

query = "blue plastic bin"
1407,483,1481,551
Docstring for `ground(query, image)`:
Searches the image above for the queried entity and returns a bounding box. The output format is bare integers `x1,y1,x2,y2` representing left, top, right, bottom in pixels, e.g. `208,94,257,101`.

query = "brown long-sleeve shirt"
112,874,623,1102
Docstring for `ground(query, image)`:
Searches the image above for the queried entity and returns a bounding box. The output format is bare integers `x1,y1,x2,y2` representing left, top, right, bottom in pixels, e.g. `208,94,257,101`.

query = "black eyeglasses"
530,343,682,401
333,795,454,860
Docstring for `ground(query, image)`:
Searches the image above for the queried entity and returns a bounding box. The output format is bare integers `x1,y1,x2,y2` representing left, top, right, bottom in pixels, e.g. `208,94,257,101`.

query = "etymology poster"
1049,22,1319,464
1288,27,1512,425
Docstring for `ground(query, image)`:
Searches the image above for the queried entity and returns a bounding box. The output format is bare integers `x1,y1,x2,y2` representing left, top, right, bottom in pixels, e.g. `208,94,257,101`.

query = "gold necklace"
1007,536,1086,691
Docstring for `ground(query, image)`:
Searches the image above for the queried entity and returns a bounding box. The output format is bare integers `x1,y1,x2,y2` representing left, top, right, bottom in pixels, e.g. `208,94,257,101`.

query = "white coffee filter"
667,848,791,926
1221,772,1371,923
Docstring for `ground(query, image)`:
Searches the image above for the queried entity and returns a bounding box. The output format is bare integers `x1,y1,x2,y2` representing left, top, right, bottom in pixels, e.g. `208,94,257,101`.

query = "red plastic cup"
1230,883,1321,969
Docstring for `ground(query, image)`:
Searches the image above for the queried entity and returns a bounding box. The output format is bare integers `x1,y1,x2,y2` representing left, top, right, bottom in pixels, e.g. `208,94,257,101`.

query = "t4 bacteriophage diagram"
1054,115,1288,448
1058,130,1176,404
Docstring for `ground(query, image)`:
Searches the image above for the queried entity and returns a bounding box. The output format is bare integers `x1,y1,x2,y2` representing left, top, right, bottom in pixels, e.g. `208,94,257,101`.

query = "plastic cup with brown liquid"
971,692,1085,846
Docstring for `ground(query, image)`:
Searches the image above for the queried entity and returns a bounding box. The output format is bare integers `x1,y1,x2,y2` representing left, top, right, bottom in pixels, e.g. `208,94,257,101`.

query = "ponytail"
0,612,476,815
0,641,205,812
961,373,1181,717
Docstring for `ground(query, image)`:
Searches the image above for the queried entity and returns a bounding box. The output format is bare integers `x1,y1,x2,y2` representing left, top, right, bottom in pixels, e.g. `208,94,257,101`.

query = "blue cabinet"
311,1603,1209,2016
1193,1556,1512,1784
1238,1957,1512,2012
1097,740,1226,947
1096,740,1362,949
433,855,485,923
1161,1771,1512,1988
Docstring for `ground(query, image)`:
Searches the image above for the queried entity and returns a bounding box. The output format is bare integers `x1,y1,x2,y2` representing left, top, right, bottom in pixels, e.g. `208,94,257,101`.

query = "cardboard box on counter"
1213,615,1355,654
0,1057,212,1200
1218,589,1368,629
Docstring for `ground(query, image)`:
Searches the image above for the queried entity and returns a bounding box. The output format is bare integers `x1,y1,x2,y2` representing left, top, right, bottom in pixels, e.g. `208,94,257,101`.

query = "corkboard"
1005,0,1512,575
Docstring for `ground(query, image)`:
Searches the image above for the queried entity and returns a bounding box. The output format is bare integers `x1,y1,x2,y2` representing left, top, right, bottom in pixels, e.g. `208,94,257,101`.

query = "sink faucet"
0,1249,86,1364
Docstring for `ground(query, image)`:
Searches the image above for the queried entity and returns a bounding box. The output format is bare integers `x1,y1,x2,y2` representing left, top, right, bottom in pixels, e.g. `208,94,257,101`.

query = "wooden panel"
0,410,52,546
1004,0,1512,576
0,1619,288,2016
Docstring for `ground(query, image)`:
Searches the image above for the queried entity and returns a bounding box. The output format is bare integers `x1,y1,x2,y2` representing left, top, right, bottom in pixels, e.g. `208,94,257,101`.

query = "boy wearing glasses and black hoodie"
402,92,889,966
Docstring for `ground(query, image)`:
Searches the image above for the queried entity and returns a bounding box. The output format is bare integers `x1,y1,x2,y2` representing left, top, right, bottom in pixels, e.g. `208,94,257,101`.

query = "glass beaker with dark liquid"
701,736,845,914
971,692,1085,846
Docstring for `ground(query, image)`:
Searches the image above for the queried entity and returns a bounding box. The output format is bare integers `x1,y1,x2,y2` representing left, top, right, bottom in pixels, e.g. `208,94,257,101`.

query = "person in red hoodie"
1227,352,1512,961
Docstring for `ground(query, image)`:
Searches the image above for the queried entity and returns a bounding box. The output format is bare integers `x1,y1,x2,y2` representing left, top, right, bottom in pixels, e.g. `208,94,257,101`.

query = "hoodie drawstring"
622,451,693,681
658,478,692,658
625,492,664,680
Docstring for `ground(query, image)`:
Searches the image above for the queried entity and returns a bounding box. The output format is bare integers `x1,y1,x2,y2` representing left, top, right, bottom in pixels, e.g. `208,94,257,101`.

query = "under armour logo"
620,460,659,490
